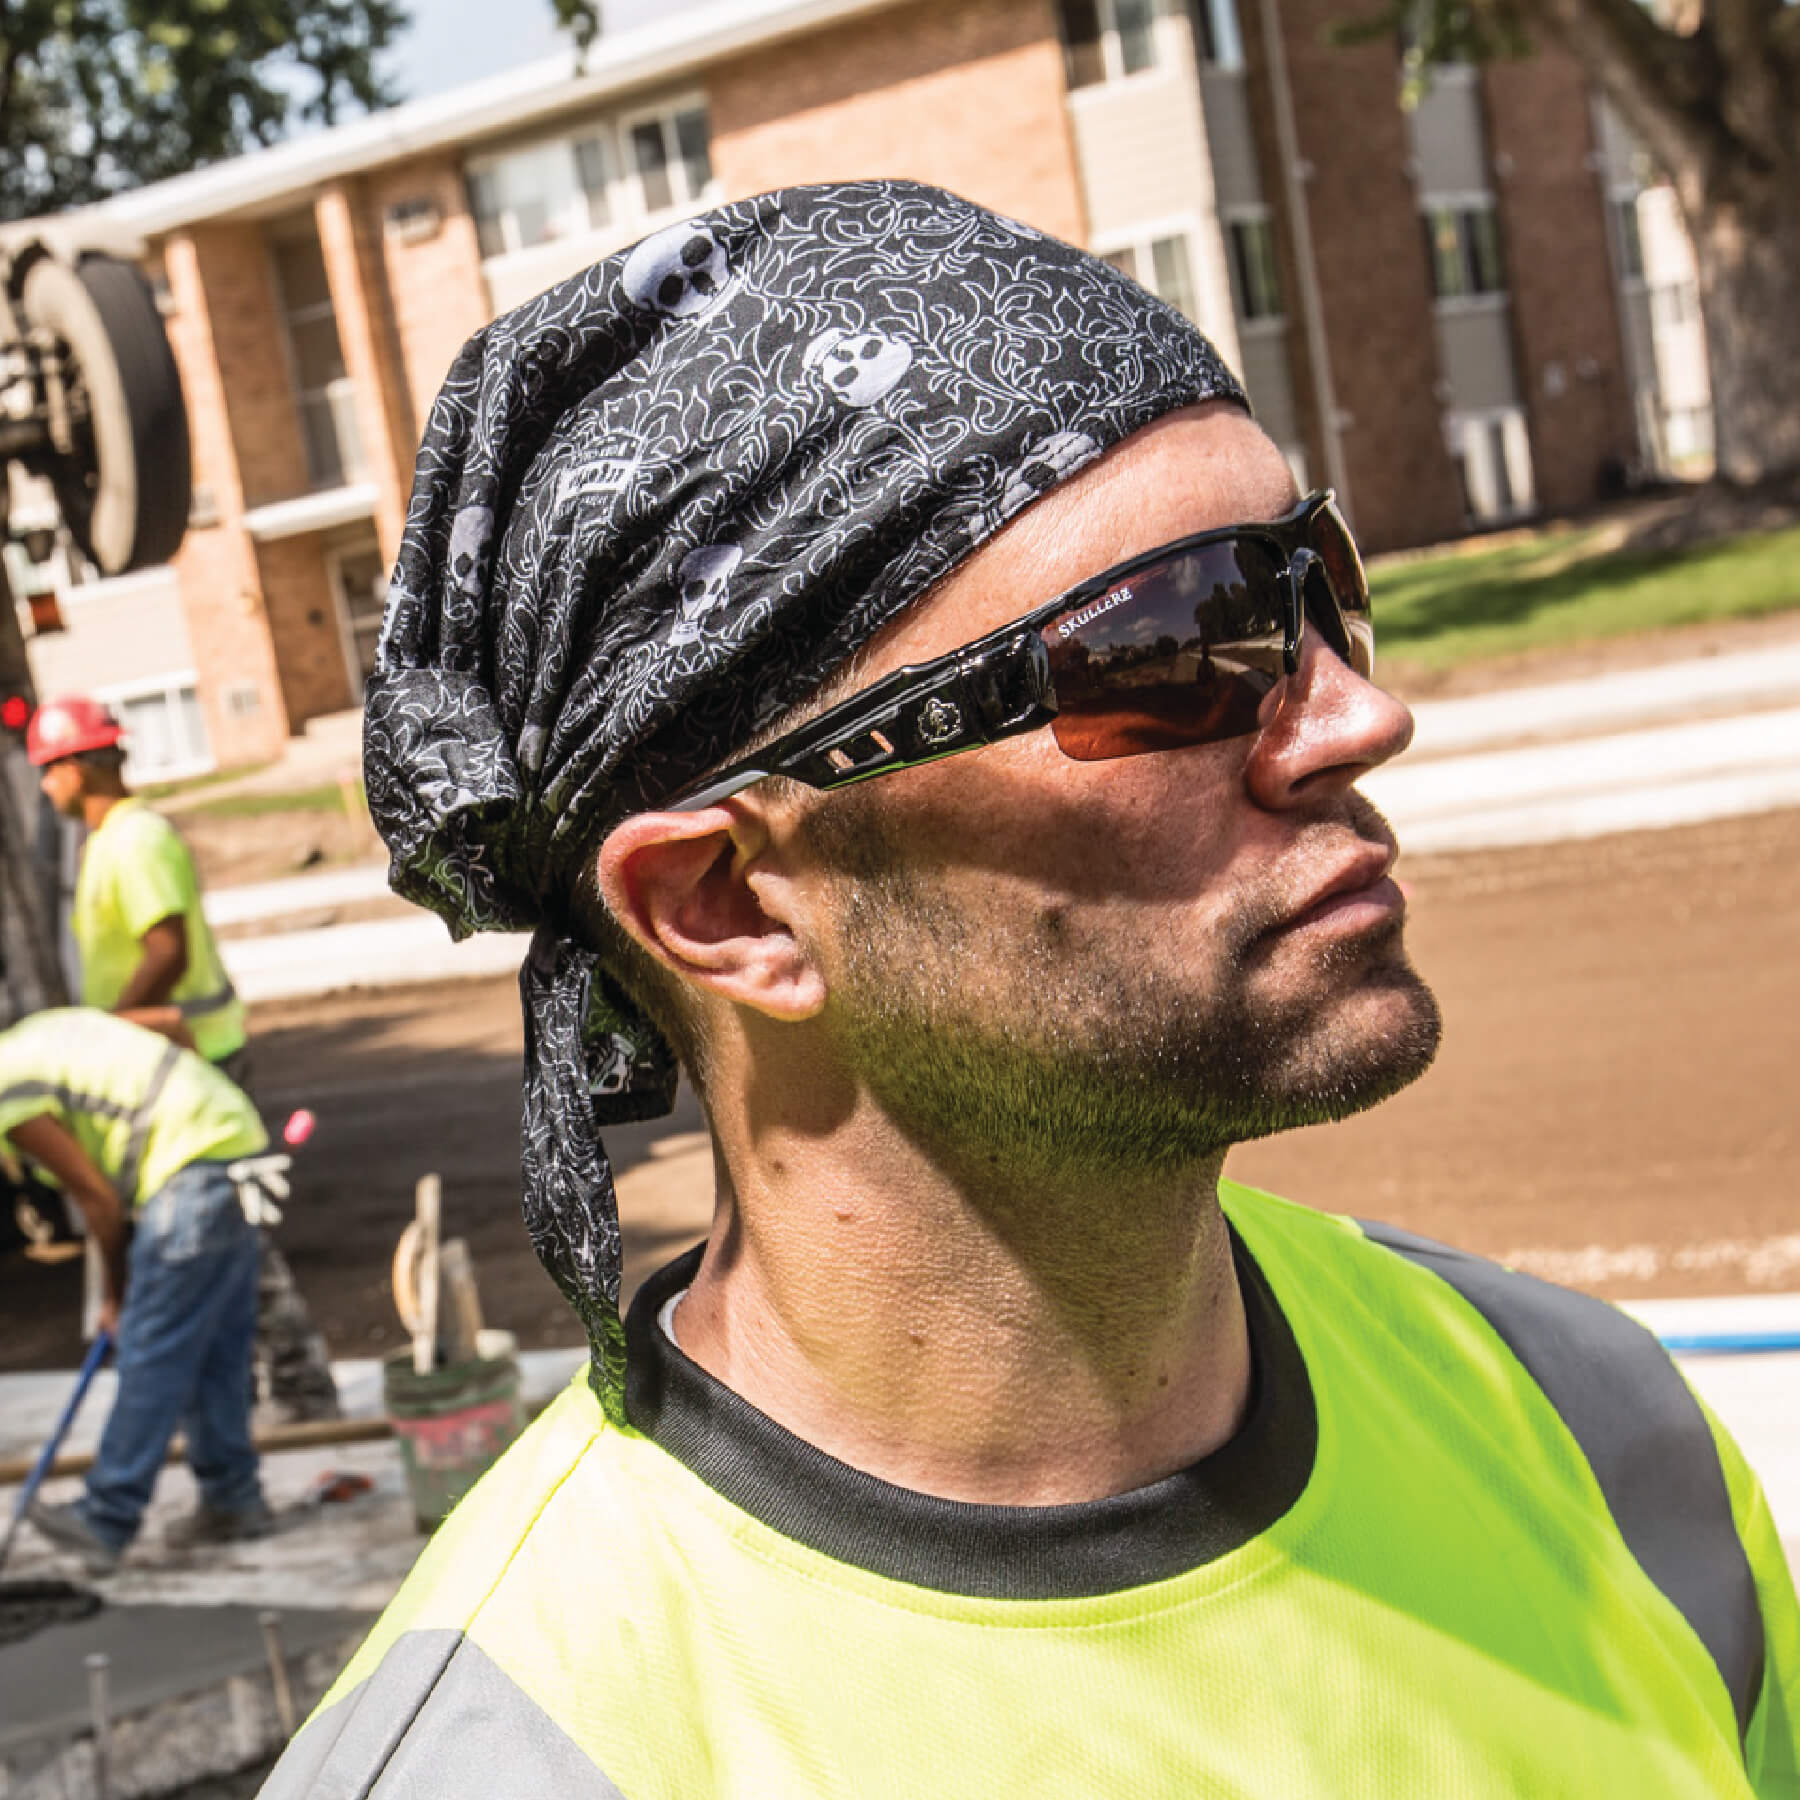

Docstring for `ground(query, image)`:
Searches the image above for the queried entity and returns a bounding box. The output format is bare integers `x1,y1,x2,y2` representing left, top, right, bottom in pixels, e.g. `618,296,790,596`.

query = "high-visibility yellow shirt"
73,797,247,1064
260,1183,1800,1798
0,1010,266,1206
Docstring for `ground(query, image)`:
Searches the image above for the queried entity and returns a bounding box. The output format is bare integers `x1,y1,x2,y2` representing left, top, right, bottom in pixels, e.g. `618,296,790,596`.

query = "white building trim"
241,482,380,542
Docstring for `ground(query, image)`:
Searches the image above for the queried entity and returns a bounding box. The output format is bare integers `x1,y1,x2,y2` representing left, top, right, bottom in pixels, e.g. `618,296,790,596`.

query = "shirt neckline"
622,1228,1316,1599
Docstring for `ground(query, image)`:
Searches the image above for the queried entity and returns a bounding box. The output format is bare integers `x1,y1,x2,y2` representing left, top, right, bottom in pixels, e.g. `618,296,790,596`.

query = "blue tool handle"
1659,1330,1800,1355
7,1329,114,1526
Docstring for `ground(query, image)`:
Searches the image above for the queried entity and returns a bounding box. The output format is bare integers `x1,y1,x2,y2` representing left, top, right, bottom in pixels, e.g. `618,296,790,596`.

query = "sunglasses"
670,490,1373,812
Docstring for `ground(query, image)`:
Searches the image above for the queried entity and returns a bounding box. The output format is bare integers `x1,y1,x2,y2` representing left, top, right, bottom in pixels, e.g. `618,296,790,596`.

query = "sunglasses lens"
1043,539,1289,763
1312,499,1374,679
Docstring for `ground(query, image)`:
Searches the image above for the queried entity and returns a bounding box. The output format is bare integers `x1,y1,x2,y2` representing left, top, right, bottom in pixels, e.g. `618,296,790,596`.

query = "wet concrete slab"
0,1352,589,1794
0,1602,369,1755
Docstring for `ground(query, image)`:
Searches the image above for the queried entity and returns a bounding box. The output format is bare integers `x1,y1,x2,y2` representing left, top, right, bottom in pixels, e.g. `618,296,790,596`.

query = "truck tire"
18,253,191,575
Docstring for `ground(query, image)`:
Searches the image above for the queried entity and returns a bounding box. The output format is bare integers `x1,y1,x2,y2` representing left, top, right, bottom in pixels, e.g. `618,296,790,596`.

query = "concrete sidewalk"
0,1349,589,1794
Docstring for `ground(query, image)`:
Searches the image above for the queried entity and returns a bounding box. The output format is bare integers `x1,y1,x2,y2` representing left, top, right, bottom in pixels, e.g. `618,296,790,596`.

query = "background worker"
27,693,338,1423
1,1007,273,1571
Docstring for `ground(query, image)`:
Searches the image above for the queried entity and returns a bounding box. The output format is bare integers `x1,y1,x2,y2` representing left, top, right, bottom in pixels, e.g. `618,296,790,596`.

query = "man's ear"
596,805,827,1022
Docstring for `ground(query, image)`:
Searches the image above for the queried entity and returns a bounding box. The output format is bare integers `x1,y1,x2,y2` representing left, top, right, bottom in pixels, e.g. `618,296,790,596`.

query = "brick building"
7,0,1709,776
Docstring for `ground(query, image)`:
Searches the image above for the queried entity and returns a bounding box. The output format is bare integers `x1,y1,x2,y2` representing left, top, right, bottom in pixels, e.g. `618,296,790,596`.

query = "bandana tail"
519,928,649,1423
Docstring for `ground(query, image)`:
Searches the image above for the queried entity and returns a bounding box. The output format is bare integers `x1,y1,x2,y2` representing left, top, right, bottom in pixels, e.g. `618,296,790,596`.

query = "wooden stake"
412,1174,441,1376
436,1238,485,1366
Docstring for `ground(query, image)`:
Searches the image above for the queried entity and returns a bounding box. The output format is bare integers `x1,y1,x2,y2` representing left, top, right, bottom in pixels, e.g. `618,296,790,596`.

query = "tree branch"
1704,0,1789,161
1510,0,1721,178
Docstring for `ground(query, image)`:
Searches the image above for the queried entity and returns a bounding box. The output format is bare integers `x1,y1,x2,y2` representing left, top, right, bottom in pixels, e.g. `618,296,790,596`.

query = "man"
28,694,339,1421
2,1008,272,1570
264,184,1798,1795
28,695,249,1071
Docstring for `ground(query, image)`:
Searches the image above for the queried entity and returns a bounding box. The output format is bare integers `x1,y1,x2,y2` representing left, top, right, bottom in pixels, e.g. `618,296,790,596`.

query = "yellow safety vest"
261,1184,1800,1798
0,1010,266,1206
73,797,248,1064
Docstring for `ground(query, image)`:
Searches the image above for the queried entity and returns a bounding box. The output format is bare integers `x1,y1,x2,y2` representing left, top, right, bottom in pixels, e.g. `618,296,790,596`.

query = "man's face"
792,404,1441,1180
38,758,86,819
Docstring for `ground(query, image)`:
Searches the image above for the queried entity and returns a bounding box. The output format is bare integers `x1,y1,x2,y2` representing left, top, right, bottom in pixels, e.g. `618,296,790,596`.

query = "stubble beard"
811,795,1443,1183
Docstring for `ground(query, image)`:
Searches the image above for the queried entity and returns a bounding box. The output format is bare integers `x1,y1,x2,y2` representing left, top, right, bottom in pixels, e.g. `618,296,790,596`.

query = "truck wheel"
18,254,191,575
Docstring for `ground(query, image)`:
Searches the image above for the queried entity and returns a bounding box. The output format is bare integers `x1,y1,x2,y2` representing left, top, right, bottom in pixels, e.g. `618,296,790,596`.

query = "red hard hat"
26,694,126,767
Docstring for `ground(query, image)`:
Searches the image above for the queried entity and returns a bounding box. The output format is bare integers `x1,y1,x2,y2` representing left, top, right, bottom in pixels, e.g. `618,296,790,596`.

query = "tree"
0,0,609,225
551,0,604,55
1349,0,1800,486
0,0,408,221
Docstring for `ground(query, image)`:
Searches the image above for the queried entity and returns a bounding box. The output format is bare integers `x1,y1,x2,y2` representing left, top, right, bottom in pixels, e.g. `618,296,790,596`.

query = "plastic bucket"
383,1344,525,1530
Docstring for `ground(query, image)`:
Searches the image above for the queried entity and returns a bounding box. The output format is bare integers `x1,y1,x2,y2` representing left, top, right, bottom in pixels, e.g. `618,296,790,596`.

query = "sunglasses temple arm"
669,634,1055,810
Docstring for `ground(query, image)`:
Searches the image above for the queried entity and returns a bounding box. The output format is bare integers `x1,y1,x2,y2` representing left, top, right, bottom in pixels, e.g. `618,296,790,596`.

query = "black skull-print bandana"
364,180,1247,1413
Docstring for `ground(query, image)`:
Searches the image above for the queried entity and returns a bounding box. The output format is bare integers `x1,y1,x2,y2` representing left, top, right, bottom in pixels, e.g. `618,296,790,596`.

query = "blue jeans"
80,1160,264,1548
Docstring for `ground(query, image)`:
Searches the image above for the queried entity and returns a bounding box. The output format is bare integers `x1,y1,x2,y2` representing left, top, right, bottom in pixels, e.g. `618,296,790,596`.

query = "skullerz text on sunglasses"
671,491,1374,811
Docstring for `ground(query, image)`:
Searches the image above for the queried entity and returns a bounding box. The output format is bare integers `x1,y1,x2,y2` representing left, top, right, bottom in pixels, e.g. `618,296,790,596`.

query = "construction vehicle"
0,232,192,1023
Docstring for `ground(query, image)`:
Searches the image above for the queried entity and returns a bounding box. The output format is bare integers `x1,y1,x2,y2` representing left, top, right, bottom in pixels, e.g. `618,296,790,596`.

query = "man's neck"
672,1097,1252,1508
81,787,129,832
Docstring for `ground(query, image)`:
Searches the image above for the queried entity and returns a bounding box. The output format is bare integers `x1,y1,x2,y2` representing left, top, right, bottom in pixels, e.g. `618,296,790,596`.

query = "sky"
393,0,713,101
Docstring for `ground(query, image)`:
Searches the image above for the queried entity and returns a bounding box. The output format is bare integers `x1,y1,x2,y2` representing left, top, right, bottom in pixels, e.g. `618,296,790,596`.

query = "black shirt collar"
622,1229,1316,1599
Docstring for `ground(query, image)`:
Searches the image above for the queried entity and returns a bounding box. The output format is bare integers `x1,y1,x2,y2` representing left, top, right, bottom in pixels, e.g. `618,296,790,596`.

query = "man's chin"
1240,968,1444,1141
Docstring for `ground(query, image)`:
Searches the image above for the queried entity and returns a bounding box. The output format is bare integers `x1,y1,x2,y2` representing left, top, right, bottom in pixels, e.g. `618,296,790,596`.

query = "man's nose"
1244,630,1414,811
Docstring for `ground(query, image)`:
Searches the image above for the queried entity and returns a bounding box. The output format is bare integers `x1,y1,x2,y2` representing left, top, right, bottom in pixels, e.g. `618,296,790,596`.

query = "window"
270,226,360,491
467,168,508,260
1650,280,1698,333
1227,216,1283,321
1447,408,1534,522
1100,233,1201,323
1662,404,1714,464
331,543,390,695
108,681,212,783
574,134,617,229
1186,0,1243,67
1610,195,1644,282
1423,203,1505,301
1114,0,1158,71
1056,0,1162,88
465,100,716,263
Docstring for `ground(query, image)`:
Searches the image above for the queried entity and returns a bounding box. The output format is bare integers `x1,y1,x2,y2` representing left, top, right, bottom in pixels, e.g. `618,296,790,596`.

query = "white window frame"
95,672,214,785
1090,220,1206,326
1419,190,1507,310
1059,0,1170,90
267,224,360,493
465,93,721,272
1188,0,1244,70
1222,207,1285,329
1446,406,1535,524
327,538,389,706
1605,183,1647,288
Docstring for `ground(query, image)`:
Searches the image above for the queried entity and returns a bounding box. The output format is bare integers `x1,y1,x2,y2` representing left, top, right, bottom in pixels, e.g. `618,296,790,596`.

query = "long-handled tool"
0,1329,113,1574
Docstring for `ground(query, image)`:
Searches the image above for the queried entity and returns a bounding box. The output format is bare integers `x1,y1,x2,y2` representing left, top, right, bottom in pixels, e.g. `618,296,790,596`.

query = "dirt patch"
4,808,1796,1373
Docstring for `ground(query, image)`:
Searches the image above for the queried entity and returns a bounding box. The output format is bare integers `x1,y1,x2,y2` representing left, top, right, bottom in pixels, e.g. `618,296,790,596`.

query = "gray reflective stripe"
116,1040,181,1205
0,1059,177,1206
259,1630,627,1800
0,1080,133,1126
260,1629,458,1800
1360,1220,1766,1741
175,979,238,1018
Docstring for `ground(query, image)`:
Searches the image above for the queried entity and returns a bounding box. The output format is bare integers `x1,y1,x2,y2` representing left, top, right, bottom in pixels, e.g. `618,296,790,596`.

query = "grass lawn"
139,762,273,801
1369,519,1800,671
179,780,367,819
